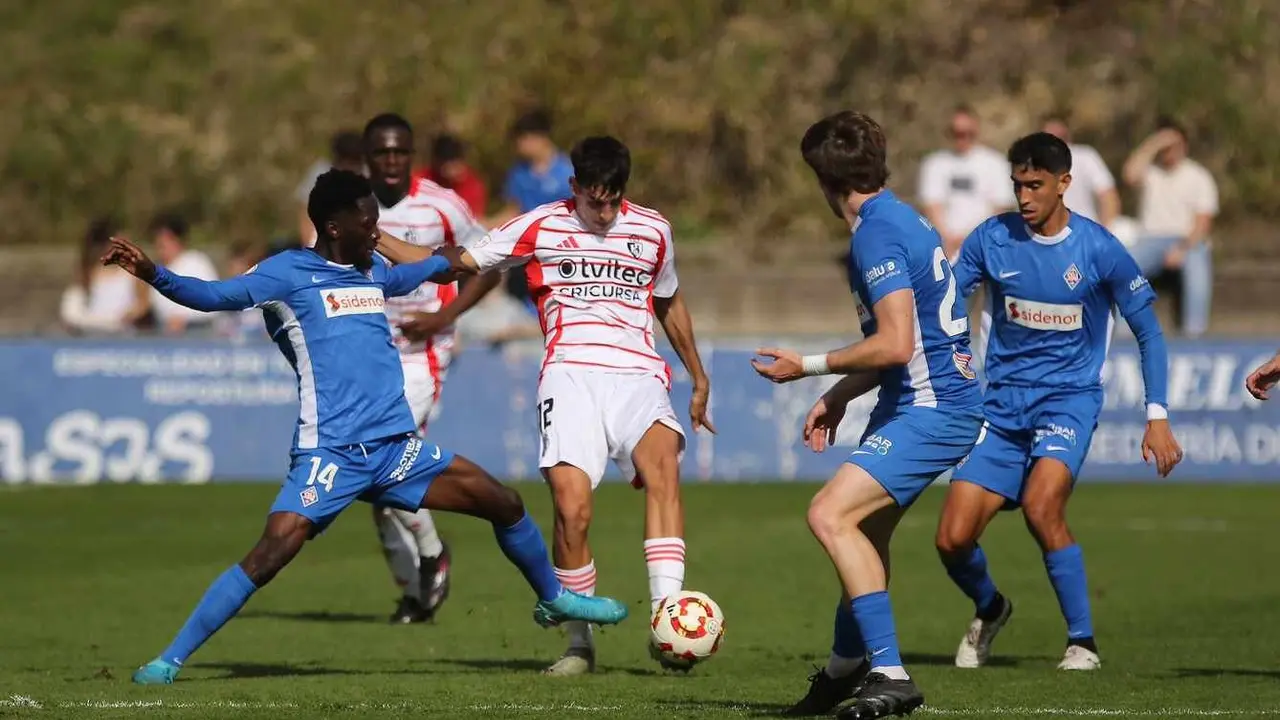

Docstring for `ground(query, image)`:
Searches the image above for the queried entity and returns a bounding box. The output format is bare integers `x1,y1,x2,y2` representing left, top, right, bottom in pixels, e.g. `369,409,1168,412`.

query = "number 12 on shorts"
307,456,338,493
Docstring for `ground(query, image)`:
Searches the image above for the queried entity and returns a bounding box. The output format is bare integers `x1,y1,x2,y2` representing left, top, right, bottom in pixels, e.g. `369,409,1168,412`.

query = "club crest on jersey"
404,229,418,245
300,486,318,508
1063,263,1082,290
627,236,644,258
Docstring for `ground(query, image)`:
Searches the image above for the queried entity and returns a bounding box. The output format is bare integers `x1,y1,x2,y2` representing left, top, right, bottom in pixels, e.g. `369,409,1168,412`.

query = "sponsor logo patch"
321,287,386,318
1005,296,1083,331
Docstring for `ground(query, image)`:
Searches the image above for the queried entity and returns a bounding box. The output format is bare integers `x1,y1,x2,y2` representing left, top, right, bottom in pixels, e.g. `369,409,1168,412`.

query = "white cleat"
955,596,1013,669
543,647,595,677
1058,644,1101,671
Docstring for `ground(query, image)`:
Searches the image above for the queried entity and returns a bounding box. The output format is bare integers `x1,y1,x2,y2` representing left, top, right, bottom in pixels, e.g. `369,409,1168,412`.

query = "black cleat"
389,595,432,624
784,663,869,716
836,672,924,719
420,542,452,618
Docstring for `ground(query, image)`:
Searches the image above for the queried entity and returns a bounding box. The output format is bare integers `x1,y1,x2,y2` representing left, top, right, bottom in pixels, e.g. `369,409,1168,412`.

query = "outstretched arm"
654,290,715,433
103,236,287,312
377,230,482,271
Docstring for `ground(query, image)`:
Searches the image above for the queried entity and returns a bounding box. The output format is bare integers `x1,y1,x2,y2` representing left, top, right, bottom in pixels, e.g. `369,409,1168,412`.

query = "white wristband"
1146,403,1169,421
801,354,831,377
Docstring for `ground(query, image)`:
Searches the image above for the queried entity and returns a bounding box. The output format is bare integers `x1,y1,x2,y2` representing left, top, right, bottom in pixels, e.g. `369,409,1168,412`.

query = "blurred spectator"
59,217,145,336
453,287,544,348
491,109,575,314
214,240,268,343
1122,118,1218,337
1042,116,1121,228
145,213,220,335
412,133,488,217
918,105,1013,260
296,130,365,246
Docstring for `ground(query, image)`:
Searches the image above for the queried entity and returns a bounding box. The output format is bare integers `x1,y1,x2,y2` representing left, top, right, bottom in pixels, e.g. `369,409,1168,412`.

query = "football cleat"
131,658,181,685
955,595,1014,668
533,591,628,628
389,595,432,624
420,542,452,618
1058,644,1101,671
836,672,924,719
784,663,869,716
543,647,595,676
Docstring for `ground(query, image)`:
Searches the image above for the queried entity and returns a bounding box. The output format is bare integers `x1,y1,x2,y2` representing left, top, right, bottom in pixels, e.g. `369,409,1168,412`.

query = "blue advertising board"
1,338,1278,484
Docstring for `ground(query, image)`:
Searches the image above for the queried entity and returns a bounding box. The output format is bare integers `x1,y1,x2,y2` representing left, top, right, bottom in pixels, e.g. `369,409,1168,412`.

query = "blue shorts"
847,405,984,507
270,434,454,533
952,384,1103,506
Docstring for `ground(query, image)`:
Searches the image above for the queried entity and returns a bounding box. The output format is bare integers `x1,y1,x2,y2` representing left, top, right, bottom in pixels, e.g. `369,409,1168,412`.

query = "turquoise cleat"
533,590,629,628
131,658,180,685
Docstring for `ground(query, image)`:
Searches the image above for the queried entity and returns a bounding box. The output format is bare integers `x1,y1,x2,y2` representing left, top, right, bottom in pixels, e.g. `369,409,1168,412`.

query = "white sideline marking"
918,709,1280,717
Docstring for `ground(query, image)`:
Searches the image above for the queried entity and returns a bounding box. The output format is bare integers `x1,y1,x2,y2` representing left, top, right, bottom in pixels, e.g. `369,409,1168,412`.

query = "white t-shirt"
1138,159,1219,237
60,267,138,334
918,145,1013,239
151,249,220,327
1064,144,1116,222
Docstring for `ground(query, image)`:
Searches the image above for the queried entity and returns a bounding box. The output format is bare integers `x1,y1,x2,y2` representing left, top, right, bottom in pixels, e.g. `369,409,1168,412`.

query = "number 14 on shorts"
307,456,338,492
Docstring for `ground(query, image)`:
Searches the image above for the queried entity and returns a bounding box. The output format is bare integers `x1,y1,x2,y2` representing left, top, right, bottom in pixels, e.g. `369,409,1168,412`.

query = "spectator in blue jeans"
1122,119,1219,337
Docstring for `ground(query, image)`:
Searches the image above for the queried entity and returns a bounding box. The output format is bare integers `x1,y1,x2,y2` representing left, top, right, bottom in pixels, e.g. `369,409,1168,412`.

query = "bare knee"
1023,497,1071,550
935,521,979,559
490,484,525,527
806,493,845,550
240,516,309,586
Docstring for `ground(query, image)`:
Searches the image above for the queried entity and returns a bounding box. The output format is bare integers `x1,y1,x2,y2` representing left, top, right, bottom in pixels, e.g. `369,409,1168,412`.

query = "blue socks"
832,600,865,659
1045,544,1093,640
160,564,258,666
943,544,1000,616
494,512,562,603
850,591,905,675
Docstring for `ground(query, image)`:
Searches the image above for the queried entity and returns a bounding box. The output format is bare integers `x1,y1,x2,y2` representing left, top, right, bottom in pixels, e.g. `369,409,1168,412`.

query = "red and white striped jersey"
466,199,679,386
377,177,487,356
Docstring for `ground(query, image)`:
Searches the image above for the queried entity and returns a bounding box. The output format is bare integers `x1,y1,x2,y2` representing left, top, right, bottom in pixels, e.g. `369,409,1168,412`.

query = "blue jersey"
954,212,1156,390
503,154,574,213
847,191,982,416
150,249,451,450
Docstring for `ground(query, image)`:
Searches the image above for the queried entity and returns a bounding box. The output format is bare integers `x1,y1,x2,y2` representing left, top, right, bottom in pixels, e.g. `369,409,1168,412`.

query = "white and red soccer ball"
649,590,725,669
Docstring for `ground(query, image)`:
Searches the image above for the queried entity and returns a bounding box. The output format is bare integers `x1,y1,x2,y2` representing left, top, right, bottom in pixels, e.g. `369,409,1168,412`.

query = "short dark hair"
1156,115,1188,142
431,134,466,164
569,136,631,195
147,211,188,240
307,169,372,238
363,113,413,144
800,111,890,196
511,108,553,138
330,130,364,164
1007,132,1073,175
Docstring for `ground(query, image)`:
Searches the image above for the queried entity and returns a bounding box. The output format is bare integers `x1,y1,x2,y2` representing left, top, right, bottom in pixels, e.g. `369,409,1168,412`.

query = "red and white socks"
554,562,597,650
644,537,687,611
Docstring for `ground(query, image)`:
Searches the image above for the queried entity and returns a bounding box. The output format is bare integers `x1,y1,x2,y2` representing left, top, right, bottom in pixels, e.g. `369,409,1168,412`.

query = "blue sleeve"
502,166,523,203
850,222,912,305
151,257,291,311
382,255,452,298
1099,235,1157,319
953,226,987,299
1126,304,1169,408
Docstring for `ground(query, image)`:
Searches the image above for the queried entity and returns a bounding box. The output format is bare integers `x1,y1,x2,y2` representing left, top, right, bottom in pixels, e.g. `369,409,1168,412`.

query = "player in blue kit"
936,132,1183,672
753,111,983,719
106,170,628,685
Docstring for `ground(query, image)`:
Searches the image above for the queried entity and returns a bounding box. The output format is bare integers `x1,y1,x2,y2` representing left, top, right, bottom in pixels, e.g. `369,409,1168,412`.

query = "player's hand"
1162,245,1188,270
399,311,455,343
429,246,477,283
803,393,847,453
1141,419,1183,477
1245,352,1280,400
751,348,805,384
101,235,157,282
689,382,716,434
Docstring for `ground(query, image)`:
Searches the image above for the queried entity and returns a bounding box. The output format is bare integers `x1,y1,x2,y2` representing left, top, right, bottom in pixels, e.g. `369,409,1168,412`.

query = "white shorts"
401,351,449,431
537,367,686,489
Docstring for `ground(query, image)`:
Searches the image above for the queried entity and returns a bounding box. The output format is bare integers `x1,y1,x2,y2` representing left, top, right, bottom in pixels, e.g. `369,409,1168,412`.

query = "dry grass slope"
1,0,1277,248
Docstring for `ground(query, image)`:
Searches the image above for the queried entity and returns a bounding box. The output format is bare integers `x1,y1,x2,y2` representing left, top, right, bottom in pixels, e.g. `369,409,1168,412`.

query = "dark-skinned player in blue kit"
106,170,628,685
936,132,1183,672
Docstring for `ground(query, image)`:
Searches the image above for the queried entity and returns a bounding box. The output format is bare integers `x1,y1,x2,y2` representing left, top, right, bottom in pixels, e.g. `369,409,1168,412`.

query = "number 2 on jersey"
932,246,968,337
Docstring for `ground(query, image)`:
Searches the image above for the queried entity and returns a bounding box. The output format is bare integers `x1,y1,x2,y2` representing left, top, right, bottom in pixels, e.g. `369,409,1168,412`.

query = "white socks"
554,562,597,650
374,508,420,597
391,508,444,559
644,537,686,611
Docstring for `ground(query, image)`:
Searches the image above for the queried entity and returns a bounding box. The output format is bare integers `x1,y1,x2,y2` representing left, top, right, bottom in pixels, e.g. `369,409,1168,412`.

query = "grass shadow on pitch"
901,651,1028,667
240,609,385,624
656,699,794,717
190,661,421,680
1174,667,1280,680
440,657,660,677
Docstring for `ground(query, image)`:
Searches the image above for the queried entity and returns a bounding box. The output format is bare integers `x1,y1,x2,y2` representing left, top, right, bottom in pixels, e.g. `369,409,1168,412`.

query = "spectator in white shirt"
145,213,221,335
918,105,1014,260
1042,116,1121,228
60,217,146,336
1122,118,1218,337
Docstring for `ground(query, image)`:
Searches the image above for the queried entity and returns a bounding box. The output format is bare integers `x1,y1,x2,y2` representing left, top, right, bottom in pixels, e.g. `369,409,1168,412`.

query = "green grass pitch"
3,482,1280,719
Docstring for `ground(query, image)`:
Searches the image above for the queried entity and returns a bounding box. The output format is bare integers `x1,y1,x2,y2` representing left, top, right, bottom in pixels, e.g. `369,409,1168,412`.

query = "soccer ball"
648,590,725,669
